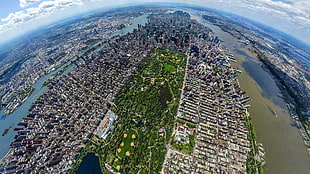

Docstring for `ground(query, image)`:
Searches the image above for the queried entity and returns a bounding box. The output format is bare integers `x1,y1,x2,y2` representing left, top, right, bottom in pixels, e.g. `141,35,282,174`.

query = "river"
2,8,309,173
0,61,71,159
0,13,149,160
94,14,149,52
189,11,310,174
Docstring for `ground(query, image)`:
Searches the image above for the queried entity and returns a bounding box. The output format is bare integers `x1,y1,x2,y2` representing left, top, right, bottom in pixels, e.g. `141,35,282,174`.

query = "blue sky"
0,0,20,19
0,0,309,45
271,0,293,4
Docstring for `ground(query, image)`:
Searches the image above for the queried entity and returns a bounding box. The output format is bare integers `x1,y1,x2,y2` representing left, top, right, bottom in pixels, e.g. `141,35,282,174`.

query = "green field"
2,127,10,136
85,48,188,173
171,134,195,154
84,38,101,45
69,48,188,173
117,130,137,158
164,64,176,73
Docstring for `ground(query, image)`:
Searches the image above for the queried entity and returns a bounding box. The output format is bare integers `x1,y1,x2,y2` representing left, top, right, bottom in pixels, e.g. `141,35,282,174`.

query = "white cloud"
0,0,83,34
0,0,309,44
204,0,310,43
39,1,56,9
20,0,42,8
26,7,42,15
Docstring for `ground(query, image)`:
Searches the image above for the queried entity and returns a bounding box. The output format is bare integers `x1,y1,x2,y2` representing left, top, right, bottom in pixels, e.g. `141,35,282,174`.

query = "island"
1,4,309,174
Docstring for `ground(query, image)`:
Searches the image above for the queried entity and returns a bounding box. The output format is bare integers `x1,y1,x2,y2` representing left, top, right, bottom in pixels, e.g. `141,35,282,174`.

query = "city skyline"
0,4,309,173
0,0,309,45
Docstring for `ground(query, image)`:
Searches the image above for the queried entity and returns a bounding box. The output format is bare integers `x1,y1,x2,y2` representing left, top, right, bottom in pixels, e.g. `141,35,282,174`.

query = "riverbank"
0,59,76,159
249,46,310,153
0,13,150,160
244,110,264,173
188,10,310,174
235,46,310,174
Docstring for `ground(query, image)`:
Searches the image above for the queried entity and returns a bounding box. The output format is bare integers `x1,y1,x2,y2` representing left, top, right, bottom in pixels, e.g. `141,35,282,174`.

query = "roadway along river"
0,14,149,160
1,10,309,173
0,61,72,159
190,11,310,174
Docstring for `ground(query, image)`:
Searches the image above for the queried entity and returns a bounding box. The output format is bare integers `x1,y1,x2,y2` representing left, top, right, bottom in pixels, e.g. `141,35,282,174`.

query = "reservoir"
1,8,309,173
76,153,102,174
190,11,310,174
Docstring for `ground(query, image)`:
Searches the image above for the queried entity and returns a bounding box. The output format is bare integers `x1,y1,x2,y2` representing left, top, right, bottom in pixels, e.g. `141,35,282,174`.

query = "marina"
0,5,309,173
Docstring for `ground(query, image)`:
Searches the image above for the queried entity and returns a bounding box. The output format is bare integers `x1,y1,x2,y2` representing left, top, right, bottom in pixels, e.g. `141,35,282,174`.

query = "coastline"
248,46,310,154
232,46,310,174
0,149,12,167
1,5,309,173
187,10,310,173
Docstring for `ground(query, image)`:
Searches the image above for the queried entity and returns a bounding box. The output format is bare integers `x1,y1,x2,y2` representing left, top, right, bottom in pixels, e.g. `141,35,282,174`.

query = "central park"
69,48,187,173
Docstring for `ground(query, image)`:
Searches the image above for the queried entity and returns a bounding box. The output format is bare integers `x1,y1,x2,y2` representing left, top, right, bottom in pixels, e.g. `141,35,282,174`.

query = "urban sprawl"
1,6,309,174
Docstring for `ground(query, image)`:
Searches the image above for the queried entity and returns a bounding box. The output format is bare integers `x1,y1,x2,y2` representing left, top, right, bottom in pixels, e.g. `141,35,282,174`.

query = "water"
0,14,149,160
95,14,149,52
160,86,172,109
190,11,310,174
4,9,309,173
0,61,72,158
76,153,102,174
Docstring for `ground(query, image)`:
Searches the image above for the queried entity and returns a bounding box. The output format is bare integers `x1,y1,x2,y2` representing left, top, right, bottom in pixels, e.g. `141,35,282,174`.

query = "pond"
76,153,102,174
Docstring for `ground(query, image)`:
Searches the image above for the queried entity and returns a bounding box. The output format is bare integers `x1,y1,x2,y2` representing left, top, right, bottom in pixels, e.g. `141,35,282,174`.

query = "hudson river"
190,11,310,174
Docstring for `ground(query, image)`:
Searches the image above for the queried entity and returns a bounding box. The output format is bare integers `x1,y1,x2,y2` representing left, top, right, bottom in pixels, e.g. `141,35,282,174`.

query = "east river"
190,11,310,174
0,61,72,159
0,13,149,163
1,9,309,173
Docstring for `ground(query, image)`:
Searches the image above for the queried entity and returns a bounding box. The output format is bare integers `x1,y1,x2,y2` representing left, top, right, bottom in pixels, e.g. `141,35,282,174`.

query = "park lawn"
164,64,176,73
117,129,137,158
96,48,188,173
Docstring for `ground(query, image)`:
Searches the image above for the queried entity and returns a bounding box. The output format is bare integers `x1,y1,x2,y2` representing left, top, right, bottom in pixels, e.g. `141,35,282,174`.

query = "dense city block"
2,4,309,174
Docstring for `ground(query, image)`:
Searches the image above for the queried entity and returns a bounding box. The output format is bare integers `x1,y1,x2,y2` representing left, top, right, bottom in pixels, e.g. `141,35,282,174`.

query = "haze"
0,0,309,45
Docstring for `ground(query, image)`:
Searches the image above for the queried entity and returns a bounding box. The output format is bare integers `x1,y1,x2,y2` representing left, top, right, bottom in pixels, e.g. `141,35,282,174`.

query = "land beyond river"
1,5,309,174
190,11,310,174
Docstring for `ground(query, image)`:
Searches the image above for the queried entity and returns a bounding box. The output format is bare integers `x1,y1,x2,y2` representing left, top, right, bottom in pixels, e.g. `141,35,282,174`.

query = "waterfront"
1,7,309,173
192,12,310,174
0,61,71,159
0,14,149,161
76,153,102,174
94,14,149,52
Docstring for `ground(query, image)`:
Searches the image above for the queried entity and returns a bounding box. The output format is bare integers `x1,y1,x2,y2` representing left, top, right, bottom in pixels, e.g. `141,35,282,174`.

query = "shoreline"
248,46,310,154
188,13,310,173
0,149,12,167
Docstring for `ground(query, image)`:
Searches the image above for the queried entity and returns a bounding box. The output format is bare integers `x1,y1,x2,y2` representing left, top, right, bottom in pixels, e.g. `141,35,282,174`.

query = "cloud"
26,7,43,16
20,0,42,8
0,0,309,44
271,0,293,5
39,1,56,9
207,0,310,43
0,0,83,34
